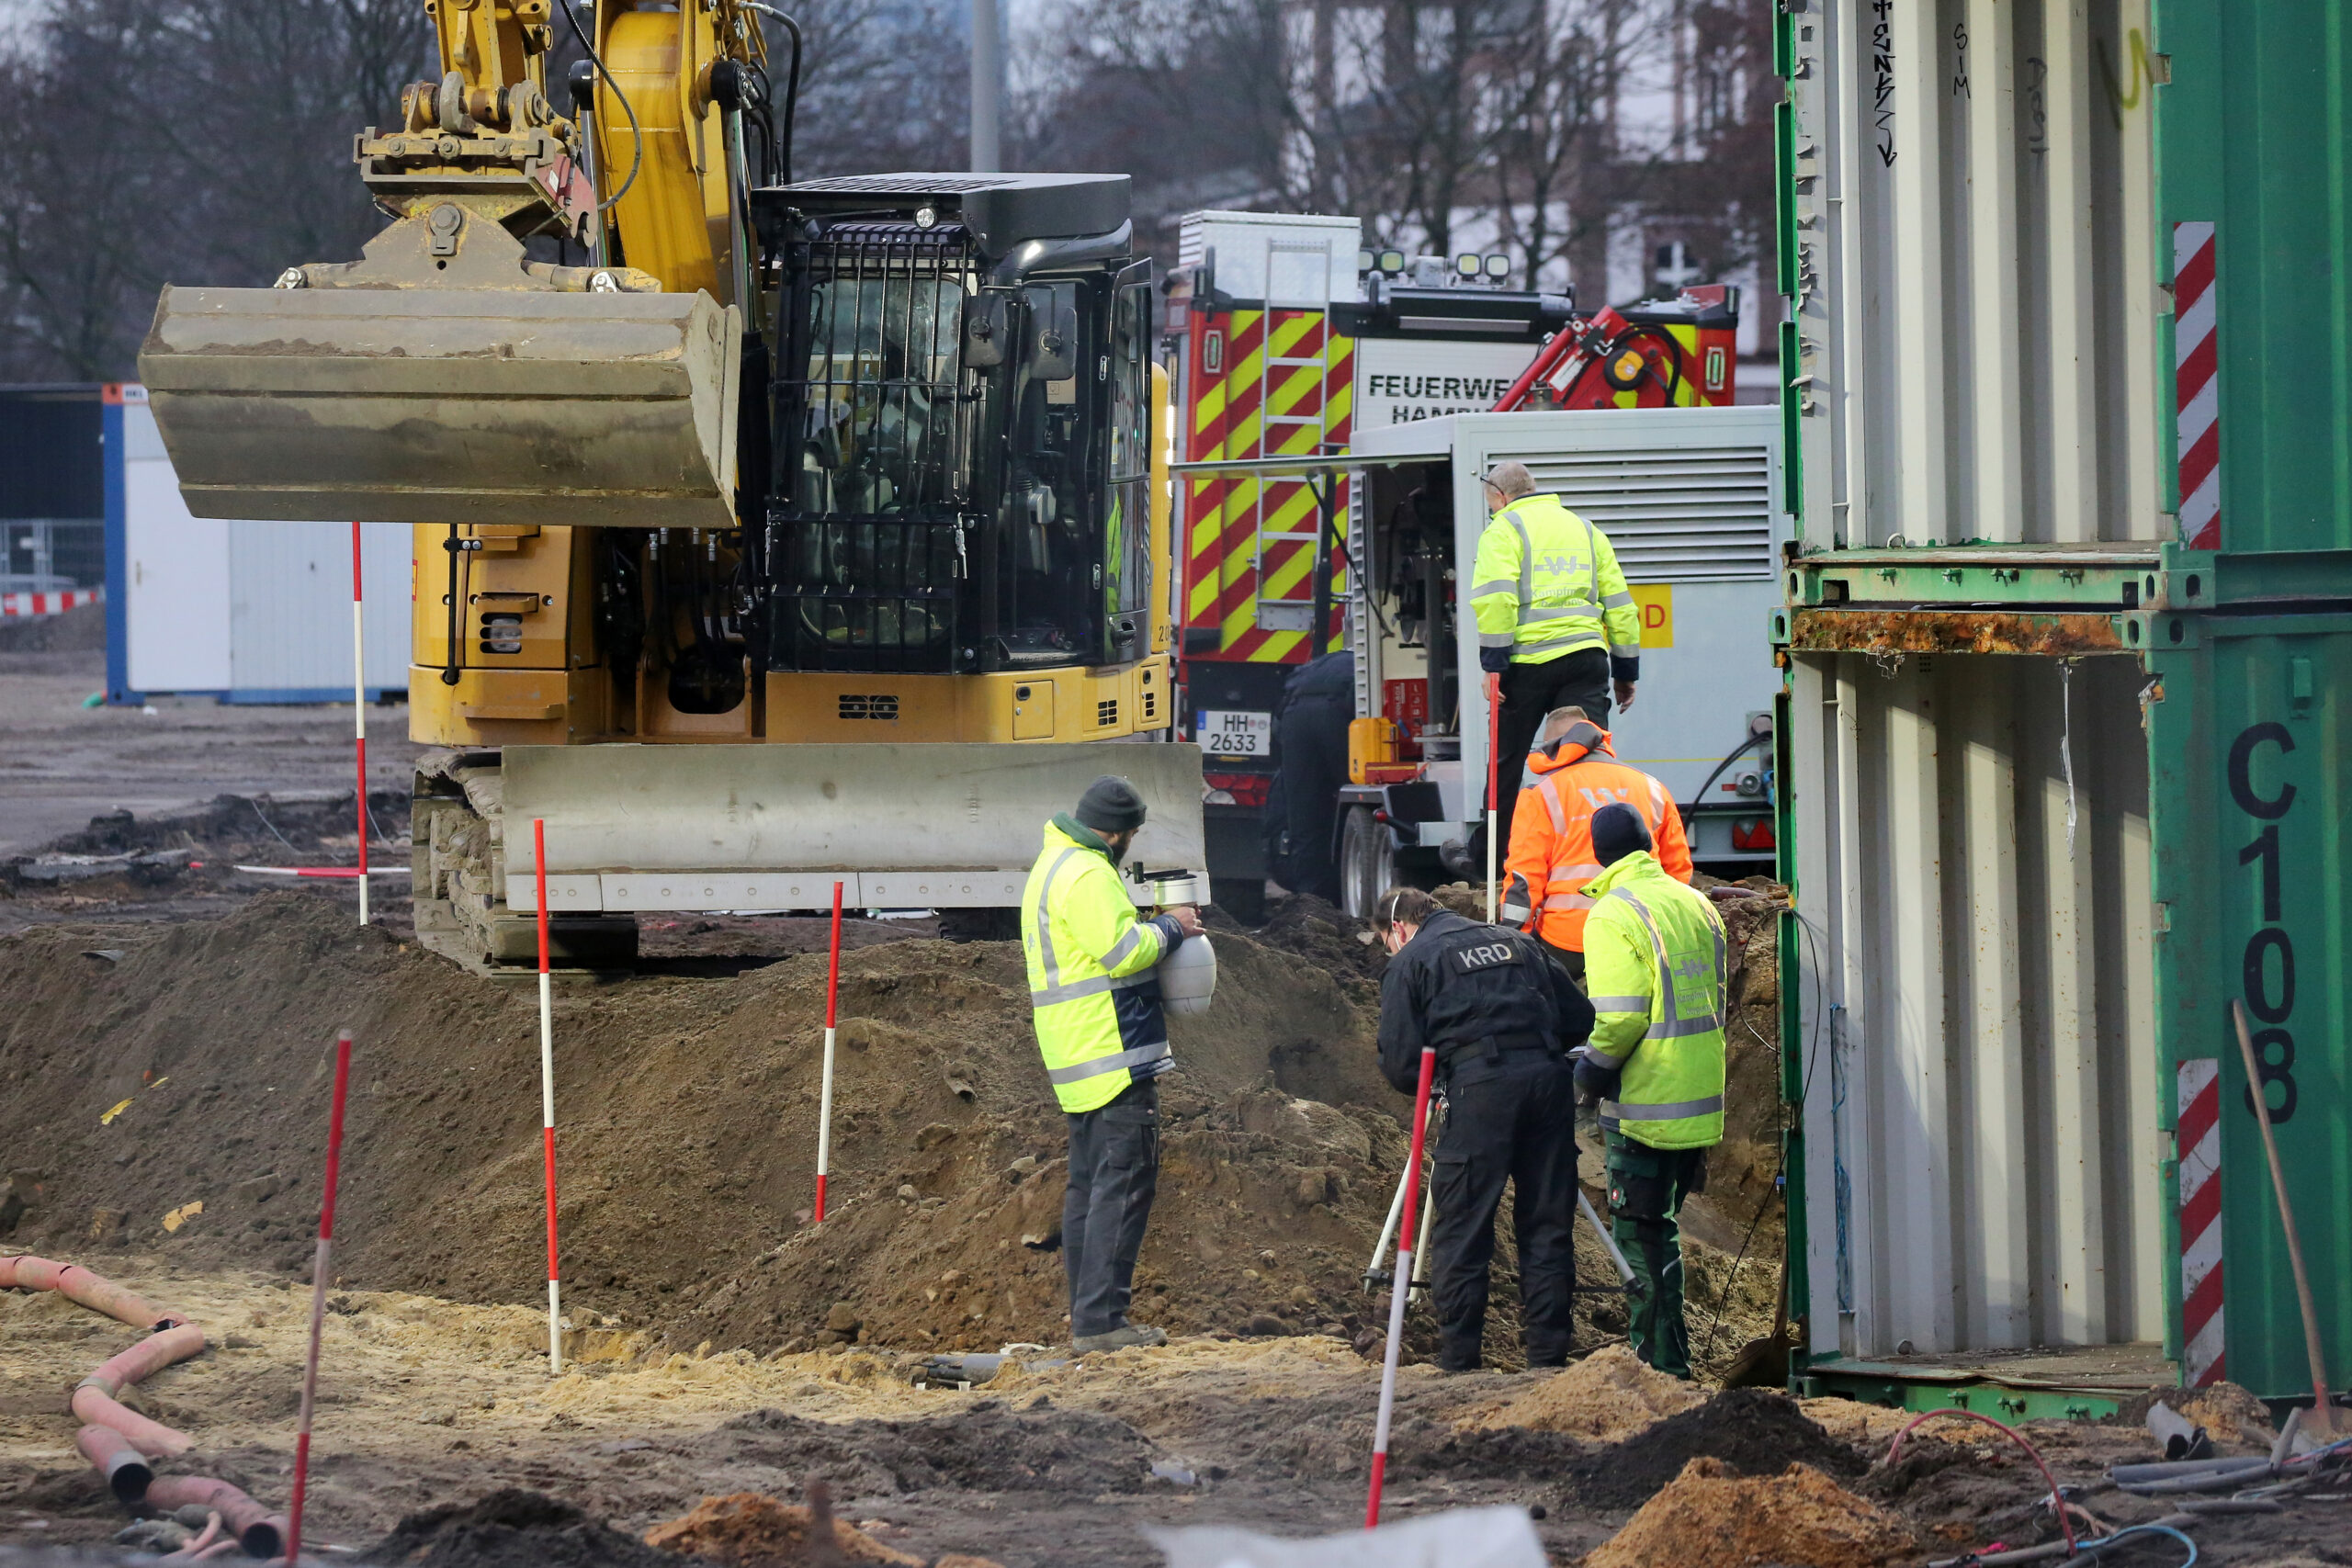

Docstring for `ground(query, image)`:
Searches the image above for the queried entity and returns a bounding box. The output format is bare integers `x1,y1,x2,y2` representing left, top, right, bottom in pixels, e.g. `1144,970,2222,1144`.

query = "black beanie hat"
1075,774,1148,834
1590,801,1653,866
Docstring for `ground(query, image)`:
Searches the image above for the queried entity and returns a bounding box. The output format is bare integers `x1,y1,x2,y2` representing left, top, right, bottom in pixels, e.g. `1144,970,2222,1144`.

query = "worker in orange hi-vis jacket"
1500,705,1693,982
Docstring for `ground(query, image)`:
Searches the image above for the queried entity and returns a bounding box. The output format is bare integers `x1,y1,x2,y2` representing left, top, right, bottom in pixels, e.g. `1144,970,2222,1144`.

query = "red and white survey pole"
285,1027,353,1567
352,521,369,928
534,818,562,1375
813,880,843,1222
1484,671,1502,923
1365,1043,1438,1529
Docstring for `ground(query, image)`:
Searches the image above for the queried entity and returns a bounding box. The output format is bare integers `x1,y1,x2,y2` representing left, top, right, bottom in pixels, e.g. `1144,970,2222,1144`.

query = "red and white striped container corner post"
2177,1056,2226,1387
2175,221,2222,551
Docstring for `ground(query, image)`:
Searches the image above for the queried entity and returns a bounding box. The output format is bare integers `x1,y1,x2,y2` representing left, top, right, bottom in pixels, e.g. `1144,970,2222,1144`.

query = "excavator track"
410,750,638,975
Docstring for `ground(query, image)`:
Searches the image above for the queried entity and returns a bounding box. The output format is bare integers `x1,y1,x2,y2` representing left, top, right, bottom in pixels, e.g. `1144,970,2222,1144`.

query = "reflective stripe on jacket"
1021,821,1177,1113
1500,723,1693,952
1580,851,1726,1150
1468,493,1642,672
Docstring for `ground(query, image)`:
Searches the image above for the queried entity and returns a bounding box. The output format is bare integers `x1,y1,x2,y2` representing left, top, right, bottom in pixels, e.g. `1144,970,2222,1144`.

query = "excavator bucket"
138,283,741,529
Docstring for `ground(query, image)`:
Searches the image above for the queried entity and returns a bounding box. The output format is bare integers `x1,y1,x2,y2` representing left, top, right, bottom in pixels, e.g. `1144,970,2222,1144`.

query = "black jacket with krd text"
1376,910,1596,1094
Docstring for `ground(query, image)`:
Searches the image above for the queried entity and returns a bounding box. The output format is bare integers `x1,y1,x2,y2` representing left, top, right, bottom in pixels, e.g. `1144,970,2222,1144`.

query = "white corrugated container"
1176,211,1362,306
1789,0,2164,547
1787,652,2165,1361
105,385,411,702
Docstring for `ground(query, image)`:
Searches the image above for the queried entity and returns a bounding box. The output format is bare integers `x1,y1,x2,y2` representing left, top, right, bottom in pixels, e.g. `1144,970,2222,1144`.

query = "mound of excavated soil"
0,890,1772,1366
0,895,1423,1355
1457,1344,1704,1439
1567,1388,1865,1508
1207,895,1387,1002
1584,1458,1917,1568
645,1493,921,1566
369,1488,674,1568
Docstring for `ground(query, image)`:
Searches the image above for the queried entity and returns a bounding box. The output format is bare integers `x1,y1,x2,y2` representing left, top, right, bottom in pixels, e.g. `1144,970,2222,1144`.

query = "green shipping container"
2144,612,2352,1403
2159,4,2352,555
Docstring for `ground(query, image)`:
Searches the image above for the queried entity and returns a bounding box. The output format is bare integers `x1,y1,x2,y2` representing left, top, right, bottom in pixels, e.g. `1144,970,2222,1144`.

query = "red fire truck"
1161,211,1737,914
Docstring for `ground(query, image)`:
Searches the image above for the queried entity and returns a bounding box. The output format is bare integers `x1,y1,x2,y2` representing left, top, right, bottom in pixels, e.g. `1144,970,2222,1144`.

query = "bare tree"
0,0,973,381
1032,0,1701,292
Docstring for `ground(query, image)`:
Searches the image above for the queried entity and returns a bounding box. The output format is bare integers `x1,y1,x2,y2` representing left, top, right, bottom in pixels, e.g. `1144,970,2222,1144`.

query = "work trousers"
1604,1128,1710,1378
1428,1057,1582,1371
1062,1077,1161,1338
1270,693,1351,903
1491,648,1612,858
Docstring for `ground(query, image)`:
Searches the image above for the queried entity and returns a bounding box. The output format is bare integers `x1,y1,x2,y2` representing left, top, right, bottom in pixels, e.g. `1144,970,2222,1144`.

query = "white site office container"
1348,403,1788,836
104,385,411,703
1177,211,1362,306
1788,0,2164,548
1780,0,2174,1371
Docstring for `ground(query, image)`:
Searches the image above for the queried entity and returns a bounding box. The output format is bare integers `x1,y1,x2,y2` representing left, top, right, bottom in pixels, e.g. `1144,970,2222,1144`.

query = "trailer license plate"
1198,710,1272,756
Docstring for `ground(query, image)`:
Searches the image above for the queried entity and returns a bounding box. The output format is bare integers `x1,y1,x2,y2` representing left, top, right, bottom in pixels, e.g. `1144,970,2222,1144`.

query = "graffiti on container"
2230,722,2299,1122
1871,0,1895,166
2097,28,2156,131
2023,57,2049,155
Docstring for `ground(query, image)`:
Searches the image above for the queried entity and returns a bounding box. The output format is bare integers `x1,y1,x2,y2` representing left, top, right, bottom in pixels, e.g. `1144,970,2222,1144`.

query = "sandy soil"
0,1258,1621,1563
6,1259,2344,1568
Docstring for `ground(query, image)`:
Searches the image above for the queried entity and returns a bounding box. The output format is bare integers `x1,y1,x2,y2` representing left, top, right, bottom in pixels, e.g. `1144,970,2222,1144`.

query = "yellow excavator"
137,0,1202,969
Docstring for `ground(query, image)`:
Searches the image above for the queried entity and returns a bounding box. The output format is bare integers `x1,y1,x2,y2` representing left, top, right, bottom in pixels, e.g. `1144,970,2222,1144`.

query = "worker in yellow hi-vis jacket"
1471,459,1645,858
1022,775,1203,1354
1571,802,1728,1379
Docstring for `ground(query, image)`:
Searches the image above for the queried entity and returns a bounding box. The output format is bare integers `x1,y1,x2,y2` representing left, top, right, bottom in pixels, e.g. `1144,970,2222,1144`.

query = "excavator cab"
757,175,1149,676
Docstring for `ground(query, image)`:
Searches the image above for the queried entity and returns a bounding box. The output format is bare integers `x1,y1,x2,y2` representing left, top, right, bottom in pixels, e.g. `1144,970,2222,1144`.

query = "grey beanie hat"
1075,774,1148,833
1589,801,1654,866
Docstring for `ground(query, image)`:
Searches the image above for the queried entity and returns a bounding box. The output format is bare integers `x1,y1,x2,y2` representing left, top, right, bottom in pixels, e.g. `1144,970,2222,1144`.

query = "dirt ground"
0,611,428,862
4,640,2346,1564
5,1263,2344,1567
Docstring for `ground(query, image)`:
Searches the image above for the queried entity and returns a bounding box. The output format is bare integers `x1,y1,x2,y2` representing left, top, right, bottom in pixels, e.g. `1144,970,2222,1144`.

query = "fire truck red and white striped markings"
2175,220,2222,550
2177,1055,2226,1387
0,588,101,617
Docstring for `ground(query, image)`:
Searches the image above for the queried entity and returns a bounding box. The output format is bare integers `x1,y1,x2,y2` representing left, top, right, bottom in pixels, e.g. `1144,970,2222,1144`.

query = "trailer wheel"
1339,806,1391,919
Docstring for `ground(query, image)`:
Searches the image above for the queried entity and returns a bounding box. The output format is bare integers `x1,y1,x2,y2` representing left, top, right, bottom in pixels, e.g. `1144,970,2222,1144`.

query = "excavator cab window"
760,207,1142,678
766,221,981,674
1105,271,1153,660
1000,278,1100,669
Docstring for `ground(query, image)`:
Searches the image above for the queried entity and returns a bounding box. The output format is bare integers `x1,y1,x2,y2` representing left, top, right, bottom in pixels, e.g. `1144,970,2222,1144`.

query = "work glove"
1569,1045,1620,1108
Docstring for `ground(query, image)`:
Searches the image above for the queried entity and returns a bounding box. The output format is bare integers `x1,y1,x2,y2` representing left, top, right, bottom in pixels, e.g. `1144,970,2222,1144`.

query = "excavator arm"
136,0,766,529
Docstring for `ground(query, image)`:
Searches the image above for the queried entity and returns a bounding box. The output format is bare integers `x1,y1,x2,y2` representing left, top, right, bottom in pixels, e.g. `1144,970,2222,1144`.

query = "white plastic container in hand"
1159,931,1218,1015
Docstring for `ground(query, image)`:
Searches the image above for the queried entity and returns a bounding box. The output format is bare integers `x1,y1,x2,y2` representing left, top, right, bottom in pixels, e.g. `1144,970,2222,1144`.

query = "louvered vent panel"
1502,444,1775,581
